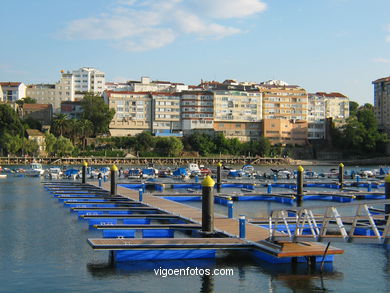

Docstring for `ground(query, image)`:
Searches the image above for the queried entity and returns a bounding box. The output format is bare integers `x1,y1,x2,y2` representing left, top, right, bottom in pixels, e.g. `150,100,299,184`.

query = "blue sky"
0,0,389,104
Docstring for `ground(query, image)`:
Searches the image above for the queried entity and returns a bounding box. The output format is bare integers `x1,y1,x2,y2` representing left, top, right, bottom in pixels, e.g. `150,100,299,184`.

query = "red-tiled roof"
315,92,347,98
373,76,390,83
0,82,22,87
23,104,52,110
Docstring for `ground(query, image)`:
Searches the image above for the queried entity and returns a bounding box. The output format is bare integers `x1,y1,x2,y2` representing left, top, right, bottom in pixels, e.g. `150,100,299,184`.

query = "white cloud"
194,0,267,19
61,0,266,51
374,58,390,64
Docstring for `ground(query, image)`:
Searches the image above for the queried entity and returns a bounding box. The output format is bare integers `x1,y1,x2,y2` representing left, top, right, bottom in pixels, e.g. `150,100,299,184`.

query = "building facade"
20,104,53,125
0,82,26,102
181,91,215,134
73,67,105,99
307,93,326,140
104,91,152,136
373,76,390,133
259,82,308,121
262,119,308,145
151,92,181,134
213,89,262,141
26,71,75,113
60,101,83,119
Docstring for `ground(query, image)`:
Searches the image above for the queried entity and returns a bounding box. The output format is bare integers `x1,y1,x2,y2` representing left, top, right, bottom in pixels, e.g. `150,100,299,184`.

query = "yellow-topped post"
202,175,215,234
82,161,88,184
297,165,304,207
110,164,118,196
338,163,344,189
385,174,390,219
217,162,222,193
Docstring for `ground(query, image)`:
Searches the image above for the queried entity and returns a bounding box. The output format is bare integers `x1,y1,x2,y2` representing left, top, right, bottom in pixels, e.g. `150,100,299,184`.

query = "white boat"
25,163,45,177
46,167,63,179
0,174,7,179
188,163,201,176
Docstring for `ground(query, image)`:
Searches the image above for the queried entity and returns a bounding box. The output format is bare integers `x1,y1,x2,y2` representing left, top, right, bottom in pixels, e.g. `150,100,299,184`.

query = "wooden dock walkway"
89,181,343,259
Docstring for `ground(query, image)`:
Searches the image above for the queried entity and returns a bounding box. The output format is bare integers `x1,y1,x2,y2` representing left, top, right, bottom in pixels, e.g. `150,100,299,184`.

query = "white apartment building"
0,85,3,101
0,82,26,102
27,71,75,113
73,67,105,99
307,92,350,140
307,94,326,139
151,92,181,134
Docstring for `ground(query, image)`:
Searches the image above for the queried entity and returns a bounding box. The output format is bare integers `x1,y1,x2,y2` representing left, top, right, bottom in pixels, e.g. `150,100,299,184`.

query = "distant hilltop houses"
2,67,385,146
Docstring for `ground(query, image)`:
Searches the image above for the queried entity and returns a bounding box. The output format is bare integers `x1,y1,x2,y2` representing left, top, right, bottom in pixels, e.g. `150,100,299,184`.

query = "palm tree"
51,114,69,137
77,119,94,150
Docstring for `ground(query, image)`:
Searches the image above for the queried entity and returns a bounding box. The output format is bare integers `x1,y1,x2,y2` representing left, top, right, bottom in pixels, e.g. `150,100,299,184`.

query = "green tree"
23,138,39,156
22,117,42,131
0,104,24,136
77,119,94,149
134,132,156,154
16,97,37,106
155,137,183,157
54,136,74,156
225,138,242,155
257,137,271,156
45,133,57,156
349,101,359,116
51,114,70,137
1,133,23,155
188,132,216,156
81,93,115,136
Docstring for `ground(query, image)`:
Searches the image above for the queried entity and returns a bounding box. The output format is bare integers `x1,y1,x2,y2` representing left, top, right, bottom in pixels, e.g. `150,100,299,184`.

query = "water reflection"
87,251,343,293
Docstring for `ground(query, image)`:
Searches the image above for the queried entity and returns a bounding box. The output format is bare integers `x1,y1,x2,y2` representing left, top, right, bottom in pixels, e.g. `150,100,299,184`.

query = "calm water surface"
0,168,390,293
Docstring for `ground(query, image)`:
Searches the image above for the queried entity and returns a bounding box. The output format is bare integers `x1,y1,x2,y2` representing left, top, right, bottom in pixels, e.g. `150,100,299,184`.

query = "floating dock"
60,181,343,264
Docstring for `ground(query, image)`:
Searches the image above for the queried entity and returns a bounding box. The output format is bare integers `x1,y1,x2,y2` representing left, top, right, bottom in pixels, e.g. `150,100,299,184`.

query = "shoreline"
1,156,387,166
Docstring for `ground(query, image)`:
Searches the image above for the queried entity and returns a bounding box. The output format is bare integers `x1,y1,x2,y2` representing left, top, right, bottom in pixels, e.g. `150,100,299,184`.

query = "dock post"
217,162,222,193
367,182,372,192
227,197,233,218
139,189,143,202
82,161,88,184
195,175,199,183
297,166,304,207
267,183,272,194
356,175,360,184
339,163,344,189
202,175,215,234
239,215,246,238
385,175,390,219
273,174,277,182
110,165,118,196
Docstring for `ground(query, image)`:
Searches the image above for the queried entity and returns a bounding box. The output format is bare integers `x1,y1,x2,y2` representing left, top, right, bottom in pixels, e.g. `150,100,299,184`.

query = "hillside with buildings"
0,67,388,159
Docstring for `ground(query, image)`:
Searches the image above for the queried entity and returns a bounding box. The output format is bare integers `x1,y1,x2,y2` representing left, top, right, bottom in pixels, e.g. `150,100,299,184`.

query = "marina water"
1,169,390,292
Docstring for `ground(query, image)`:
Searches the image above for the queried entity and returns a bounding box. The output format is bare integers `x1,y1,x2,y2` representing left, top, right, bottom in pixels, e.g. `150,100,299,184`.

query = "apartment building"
262,119,308,145
181,91,214,134
27,71,74,113
259,81,308,121
0,82,26,102
307,93,326,140
373,76,390,133
212,87,262,141
73,67,105,99
151,92,181,134
104,91,151,136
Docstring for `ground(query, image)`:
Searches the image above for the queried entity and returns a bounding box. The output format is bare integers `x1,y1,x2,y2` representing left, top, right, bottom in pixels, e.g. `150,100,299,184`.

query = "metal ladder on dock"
268,199,390,244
